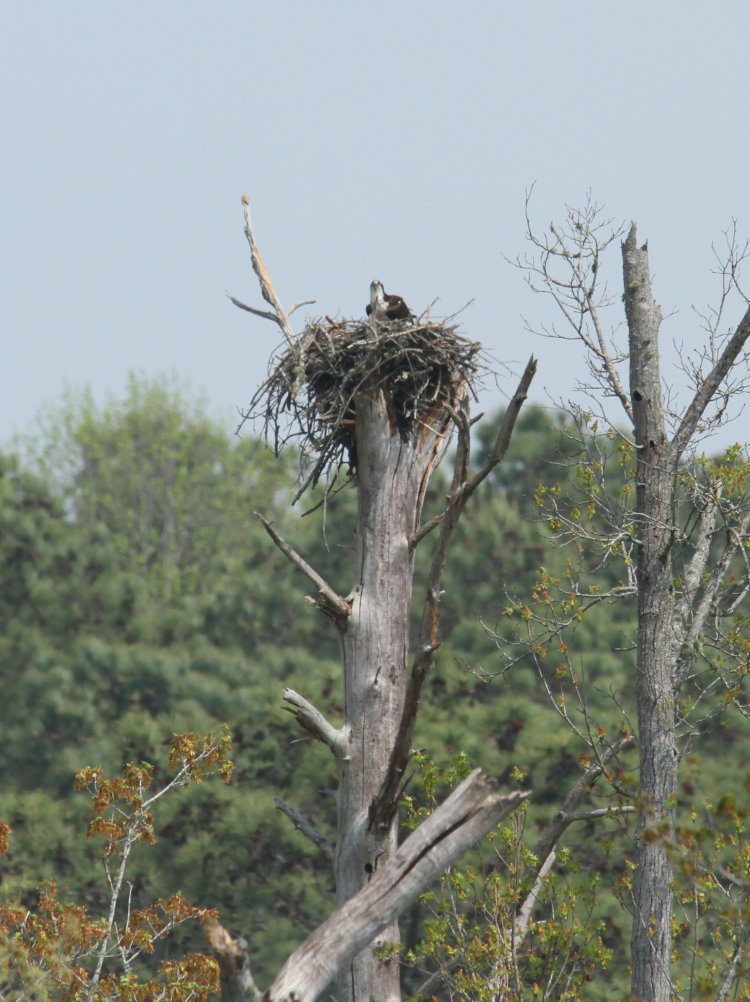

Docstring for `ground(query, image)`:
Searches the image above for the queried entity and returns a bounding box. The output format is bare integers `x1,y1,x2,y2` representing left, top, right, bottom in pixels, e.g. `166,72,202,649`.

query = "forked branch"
531,734,635,869
269,772,527,1002
228,194,303,347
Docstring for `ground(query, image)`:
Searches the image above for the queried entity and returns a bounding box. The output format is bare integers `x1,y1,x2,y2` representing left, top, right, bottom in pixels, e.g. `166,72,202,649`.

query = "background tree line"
2,365,750,999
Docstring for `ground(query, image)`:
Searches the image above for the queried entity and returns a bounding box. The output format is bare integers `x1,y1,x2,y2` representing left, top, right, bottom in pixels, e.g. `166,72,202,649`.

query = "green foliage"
496,412,750,997
402,757,613,1002
4,381,750,997
1,377,341,983
21,374,300,600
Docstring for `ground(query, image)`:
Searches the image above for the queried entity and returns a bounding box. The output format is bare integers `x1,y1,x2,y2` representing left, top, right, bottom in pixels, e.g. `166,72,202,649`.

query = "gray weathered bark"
334,389,456,1002
623,226,750,1002
269,772,526,1002
255,366,535,1002
624,227,677,1002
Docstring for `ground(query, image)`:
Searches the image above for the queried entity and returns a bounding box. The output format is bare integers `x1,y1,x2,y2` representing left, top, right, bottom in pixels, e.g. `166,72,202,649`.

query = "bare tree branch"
516,849,557,939
549,217,633,422
268,772,527,1002
514,191,629,423
674,508,750,685
288,298,316,316
237,194,298,346
254,512,350,628
224,292,279,325
281,687,348,758
273,797,335,859
676,490,721,621
532,735,634,868
671,304,750,460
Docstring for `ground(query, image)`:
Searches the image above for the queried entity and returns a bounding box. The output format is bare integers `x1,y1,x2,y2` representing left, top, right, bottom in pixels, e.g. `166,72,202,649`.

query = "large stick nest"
242,317,484,501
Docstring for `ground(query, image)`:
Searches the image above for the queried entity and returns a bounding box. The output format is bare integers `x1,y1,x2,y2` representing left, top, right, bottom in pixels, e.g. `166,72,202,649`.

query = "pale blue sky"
3,1,749,447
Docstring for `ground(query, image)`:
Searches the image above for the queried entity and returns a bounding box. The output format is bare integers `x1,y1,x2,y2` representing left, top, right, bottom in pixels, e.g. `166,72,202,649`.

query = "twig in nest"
239,317,486,502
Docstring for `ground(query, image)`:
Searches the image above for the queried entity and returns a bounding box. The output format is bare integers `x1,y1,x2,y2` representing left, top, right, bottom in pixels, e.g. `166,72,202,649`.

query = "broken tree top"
245,316,484,498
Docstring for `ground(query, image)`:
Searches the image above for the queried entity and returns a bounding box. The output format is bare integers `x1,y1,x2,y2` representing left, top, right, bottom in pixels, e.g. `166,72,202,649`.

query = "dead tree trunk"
623,228,677,1002
253,348,535,1002
334,392,452,1002
622,226,750,1002
255,329,535,1002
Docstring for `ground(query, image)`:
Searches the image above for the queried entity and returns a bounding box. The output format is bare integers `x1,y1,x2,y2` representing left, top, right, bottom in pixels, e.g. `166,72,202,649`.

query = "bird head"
370,279,386,307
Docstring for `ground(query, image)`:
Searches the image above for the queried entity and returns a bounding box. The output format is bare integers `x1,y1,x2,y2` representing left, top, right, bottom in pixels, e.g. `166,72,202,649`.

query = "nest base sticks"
243,317,483,500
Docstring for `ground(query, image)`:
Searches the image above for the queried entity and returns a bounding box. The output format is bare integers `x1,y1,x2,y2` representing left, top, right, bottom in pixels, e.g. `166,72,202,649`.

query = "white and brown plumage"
366,279,412,322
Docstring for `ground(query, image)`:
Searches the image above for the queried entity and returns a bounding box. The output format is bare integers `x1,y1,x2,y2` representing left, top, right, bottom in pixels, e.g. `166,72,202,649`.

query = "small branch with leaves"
0,730,234,1002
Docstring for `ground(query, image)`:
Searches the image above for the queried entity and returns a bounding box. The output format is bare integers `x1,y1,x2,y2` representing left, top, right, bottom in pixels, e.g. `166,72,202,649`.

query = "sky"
3,1,749,451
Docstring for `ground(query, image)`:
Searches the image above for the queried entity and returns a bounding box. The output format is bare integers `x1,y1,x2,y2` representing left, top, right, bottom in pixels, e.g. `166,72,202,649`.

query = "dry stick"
268,771,528,1002
254,512,350,626
273,797,334,860
369,356,537,832
240,194,298,347
288,298,316,316
224,292,279,325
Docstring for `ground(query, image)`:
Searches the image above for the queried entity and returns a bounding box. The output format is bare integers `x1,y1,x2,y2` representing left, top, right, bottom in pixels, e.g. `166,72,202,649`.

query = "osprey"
366,279,412,322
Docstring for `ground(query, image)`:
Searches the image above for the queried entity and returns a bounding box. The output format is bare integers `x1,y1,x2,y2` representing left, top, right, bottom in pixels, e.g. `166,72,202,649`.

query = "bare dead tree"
216,195,538,1002
515,194,750,1002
